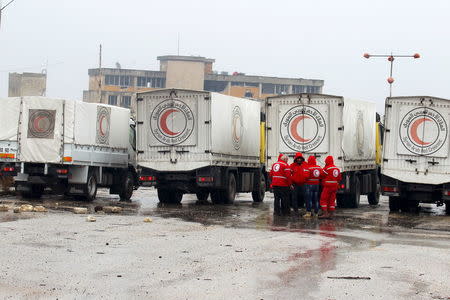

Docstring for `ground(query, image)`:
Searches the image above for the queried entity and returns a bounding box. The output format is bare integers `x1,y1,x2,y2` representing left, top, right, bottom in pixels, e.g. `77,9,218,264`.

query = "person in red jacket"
269,154,292,216
303,155,323,218
290,152,307,214
319,155,342,219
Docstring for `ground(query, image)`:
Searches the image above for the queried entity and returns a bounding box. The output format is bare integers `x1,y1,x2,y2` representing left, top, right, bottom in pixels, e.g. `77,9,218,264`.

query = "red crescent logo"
99,115,106,136
33,115,47,132
290,115,311,143
410,118,432,146
233,116,240,141
160,109,179,136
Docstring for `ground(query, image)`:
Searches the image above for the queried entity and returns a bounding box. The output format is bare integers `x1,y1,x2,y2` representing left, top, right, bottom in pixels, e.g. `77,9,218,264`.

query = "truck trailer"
136,89,266,204
381,96,450,214
266,93,381,208
11,97,138,200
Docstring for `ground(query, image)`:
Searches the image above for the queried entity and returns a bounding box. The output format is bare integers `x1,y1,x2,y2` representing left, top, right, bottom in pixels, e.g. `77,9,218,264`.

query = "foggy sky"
0,0,449,112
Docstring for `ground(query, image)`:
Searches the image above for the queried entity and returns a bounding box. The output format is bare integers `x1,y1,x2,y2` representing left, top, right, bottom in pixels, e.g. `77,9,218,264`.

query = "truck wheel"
20,185,44,199
84,172,97,201
348,178,361,208
336,194,347,208
445,201,450,215
210,190,223,204
223,173,236,204
368,180,380,205
119,172,134,201
196,190,209,202
389,196,400,212
157,189,182,204
252,175,265,203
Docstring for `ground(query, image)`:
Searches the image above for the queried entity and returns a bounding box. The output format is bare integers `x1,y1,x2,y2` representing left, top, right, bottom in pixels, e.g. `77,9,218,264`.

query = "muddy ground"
0,188,449,299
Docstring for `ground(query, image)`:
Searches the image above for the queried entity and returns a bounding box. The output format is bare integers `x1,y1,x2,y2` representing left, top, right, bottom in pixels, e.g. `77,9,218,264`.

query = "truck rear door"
18,97,65,163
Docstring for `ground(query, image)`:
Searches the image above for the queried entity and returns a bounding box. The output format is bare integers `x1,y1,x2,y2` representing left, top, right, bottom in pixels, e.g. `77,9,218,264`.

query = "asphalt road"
0,188,449,299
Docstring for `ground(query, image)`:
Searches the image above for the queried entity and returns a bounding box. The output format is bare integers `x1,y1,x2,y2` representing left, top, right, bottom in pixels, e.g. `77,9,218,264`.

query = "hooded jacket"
305,155,323,185
322,155,342,189
290,152,307,185
269,154,292,187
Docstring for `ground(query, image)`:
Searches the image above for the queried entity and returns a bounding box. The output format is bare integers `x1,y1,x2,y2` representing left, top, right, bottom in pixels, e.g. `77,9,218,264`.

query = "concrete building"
8,72,47,97
83,55,324,113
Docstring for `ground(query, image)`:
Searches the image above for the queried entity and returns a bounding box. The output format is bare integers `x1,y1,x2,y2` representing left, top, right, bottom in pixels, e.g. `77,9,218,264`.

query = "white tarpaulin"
19,97,65,163
0,97,21,141
342,98,376,160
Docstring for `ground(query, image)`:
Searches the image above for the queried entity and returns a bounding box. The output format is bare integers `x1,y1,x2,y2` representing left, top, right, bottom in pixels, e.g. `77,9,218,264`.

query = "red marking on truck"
409,117,431,146
290,115,311,143
160,109,179,136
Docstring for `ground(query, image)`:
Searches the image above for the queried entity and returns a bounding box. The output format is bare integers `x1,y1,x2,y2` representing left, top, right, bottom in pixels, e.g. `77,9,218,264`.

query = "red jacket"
269,154,292,187
290,152,307,185
305,155,323,185
322,156,342,189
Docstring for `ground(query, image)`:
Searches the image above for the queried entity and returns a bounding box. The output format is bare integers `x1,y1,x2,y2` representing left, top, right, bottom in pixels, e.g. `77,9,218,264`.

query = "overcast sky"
0,0,449,112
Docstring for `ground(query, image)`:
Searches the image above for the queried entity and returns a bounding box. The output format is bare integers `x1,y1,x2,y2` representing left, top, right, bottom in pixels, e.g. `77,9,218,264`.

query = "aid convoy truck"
136,89,265,204
266,93,381,208
9,97,138,200
381,96,450,214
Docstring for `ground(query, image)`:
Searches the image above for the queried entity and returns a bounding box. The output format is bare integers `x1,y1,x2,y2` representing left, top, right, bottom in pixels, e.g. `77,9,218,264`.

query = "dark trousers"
291,185,305,212
273,186,291,216
305,184,320,213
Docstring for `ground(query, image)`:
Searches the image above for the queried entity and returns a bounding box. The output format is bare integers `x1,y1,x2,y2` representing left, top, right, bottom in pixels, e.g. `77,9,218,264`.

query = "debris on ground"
103,206,123,213
327,276,371,280
0,205,9,212
73,207,88,214
86,216,96,222
19,204,34,212
33,206,47,212
143,217,152,223
13,207,20,213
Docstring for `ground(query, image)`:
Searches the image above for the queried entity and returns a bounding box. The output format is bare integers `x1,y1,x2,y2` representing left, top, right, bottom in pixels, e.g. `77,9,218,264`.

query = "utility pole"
363,52,420,97
98,44,102,103
0,0,17,29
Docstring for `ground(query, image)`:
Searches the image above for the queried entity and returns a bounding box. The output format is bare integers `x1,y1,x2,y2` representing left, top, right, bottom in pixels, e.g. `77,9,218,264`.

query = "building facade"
83,55,324,113
8,72,47,97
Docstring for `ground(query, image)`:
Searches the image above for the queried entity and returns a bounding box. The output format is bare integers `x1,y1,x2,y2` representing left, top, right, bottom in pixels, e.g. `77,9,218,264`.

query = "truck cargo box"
136,89,261,171
0,97,21,175
14,97,129,167
382,96,450,186
266,94,377,171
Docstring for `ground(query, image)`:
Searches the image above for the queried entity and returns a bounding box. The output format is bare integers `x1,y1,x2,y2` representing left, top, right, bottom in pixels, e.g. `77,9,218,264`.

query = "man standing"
290,152,307,214
304,155,323,218
269,154,292,216
319,156,342,219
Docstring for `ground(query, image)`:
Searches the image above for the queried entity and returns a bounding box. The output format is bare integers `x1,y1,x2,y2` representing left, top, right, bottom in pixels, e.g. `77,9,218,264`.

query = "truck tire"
336,194,346,208
368,179,380,205
196,190,209,202
157,189,182,204
223,173,236,204
348,177,361,208
119,172,134,201
20,185,44,199
84,171,97,201
445,201,450,215
389,196,400,212
210,190,223,204
252,175,265,203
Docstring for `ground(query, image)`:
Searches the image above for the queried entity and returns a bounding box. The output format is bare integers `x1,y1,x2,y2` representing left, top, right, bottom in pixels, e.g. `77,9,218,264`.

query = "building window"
262,83,274,94
122,96,131,108
204,80,228,92
231,81,245,86
105,75,132,87
292,85,306,94
137,77,166,88
275,84,289,94
244,90,254,98
108,95,118,106
245,82,259,87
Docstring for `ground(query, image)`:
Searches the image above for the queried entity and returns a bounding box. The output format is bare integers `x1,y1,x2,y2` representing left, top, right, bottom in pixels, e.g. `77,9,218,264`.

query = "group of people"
269,153,342,219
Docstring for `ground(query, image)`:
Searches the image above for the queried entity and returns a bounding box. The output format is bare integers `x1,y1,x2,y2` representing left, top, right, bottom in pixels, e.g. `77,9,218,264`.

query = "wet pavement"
0,187,449,299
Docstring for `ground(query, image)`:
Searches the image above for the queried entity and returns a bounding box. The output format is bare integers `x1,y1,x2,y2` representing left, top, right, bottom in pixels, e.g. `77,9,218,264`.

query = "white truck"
136,89,265,204
381,96,450,214
266,93,380,208
11,97,138,200
0,97,20,178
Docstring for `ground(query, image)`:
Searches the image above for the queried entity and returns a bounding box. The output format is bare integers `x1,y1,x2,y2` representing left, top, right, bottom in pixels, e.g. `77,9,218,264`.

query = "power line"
0,0,17,29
